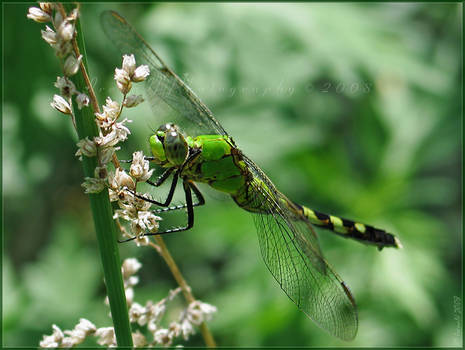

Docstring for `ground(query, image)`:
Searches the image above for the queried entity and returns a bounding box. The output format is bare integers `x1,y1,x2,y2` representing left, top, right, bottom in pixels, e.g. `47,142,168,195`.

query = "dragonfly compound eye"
164,130,188,166
157,123,174,133
149,134,167,163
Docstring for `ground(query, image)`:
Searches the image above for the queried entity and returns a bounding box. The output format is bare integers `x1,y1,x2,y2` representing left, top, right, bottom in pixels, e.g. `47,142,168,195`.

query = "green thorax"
182,135,250,195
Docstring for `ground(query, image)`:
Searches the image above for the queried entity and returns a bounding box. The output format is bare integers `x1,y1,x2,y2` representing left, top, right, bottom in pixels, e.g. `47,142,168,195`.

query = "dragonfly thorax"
149,123,189,167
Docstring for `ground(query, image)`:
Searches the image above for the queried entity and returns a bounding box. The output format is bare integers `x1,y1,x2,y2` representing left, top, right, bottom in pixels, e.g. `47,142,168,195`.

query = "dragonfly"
101,10,401,341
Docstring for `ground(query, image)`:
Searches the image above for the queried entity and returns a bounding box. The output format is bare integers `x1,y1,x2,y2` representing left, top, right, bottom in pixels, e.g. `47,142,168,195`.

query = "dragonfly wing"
242,156,358,341
100,11,228,136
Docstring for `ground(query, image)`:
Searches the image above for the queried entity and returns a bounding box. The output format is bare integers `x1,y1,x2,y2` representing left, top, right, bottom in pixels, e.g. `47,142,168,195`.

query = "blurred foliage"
3,2,462,347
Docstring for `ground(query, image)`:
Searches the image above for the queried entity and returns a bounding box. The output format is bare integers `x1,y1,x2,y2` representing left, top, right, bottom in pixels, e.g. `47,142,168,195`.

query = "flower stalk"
30,3,217,347
62,4,133,346
28,2,133,346
149,238,217,347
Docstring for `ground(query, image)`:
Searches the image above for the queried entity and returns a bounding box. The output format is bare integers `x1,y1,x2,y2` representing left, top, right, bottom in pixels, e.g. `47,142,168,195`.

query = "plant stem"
60,3,133,346
149,238,217,347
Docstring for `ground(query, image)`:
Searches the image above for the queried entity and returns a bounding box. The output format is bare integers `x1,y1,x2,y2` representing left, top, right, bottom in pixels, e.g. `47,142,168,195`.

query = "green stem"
63,4,133,346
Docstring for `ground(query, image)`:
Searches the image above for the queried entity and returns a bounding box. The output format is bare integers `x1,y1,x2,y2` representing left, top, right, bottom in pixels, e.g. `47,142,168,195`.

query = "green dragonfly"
101,11,401,341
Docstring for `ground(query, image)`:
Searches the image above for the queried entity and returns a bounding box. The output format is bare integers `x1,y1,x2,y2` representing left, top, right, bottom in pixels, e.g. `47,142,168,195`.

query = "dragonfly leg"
146,167,175,187
119,156,157,163
152,181,205,213
132,169,178,207
118,179,196,243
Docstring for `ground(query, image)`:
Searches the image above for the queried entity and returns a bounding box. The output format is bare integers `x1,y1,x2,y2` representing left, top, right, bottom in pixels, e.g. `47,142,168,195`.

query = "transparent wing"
100,11,228,137
242,155,358,341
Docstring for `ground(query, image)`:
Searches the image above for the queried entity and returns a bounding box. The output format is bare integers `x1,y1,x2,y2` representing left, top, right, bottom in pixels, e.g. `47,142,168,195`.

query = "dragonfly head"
149,123,188,166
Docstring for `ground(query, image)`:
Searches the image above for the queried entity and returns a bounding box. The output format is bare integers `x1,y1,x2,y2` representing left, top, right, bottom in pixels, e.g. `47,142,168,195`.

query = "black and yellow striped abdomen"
186,136,401,251
231,173,401,250
296,204,401,250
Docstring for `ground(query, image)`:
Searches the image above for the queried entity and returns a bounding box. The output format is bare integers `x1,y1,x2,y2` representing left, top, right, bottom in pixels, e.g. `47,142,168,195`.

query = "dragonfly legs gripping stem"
119,168,205,243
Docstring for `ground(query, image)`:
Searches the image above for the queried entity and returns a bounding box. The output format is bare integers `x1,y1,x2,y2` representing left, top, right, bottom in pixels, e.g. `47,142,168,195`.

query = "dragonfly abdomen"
296,204,401,250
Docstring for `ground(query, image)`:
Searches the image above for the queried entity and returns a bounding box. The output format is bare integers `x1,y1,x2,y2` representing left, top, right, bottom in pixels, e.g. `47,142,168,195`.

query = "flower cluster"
115,54,150,95
109,154,159,245
78,55,149,194
39,319,96,348
127,285,217,346
39,259,217,348
28,3,90,124
28,3,157,240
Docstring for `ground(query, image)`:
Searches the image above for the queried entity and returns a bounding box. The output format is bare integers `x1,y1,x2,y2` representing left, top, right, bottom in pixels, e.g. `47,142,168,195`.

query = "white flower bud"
76,93,89,109
101,97,120,120
125,287,135,305
114,68,132,94
122,54,136,76
54,40,73,58
57,20,75,42
67,8,79,21
39,324,64,347
94,166,108,180
115,168,135,190
39,3,54,15
122,258,142,278
41,26,57,46
135,235,150,247
99,146,117,165
76,318,96,334
130,151,153,181
95,327,116,347
27,7,51,23
180,318,195,340
51,94,72,115
75,137,97,159
187,300,217,325
129,302,146,323
64,55,82,76
123,94,144,108
132,330,147,347
54,76,76,97
154,328,172,346
81,177,105,194
54,11,63,28
133,65,150,82
169,322,182,338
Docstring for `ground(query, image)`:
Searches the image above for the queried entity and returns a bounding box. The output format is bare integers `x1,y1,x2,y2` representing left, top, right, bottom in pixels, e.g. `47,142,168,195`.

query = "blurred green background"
3,2,462,347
